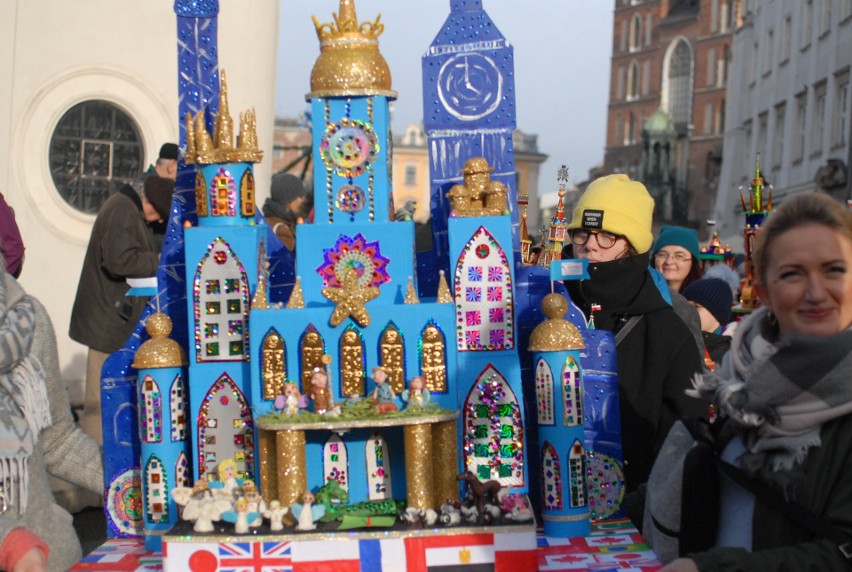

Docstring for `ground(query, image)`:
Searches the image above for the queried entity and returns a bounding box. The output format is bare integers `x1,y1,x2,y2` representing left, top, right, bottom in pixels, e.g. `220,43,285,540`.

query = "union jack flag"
218,541,292,572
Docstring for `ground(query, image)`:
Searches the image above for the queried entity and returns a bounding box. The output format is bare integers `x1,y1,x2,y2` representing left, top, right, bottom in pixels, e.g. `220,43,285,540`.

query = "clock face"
437,53,503,121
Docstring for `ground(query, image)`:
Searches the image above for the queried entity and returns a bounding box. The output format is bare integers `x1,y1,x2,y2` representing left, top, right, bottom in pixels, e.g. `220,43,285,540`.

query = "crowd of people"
2,152,850,570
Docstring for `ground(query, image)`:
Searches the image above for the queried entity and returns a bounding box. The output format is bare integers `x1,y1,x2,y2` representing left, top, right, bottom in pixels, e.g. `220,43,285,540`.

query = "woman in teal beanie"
652,225,703,293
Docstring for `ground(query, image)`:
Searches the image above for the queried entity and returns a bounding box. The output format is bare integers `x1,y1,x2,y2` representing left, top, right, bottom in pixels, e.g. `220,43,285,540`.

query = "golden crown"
185,70,264,165
312,0,384,42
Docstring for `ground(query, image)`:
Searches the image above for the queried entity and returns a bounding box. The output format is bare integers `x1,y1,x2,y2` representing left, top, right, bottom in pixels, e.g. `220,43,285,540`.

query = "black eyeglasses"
568,229,622,249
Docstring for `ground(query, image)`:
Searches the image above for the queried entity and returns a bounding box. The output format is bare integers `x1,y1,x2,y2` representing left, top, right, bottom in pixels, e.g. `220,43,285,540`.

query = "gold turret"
132,313,188,369
309,0,395,98
184,70,264,165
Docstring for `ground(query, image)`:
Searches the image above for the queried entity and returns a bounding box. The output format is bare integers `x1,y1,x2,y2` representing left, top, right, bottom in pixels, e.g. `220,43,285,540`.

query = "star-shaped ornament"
322,268,379,326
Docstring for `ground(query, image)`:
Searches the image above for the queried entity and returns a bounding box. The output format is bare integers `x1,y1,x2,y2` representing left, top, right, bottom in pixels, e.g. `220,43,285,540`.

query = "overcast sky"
275,0,614,189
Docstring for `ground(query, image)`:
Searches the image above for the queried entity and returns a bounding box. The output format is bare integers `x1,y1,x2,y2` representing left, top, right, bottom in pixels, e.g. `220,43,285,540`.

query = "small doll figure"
401,375,431,409
173,480,232,533
291,491,326,531
263,500,289,531
209,459,242,498
227,498,252,534
241,480,266,527
371,366,398,415
309,355,340,416
274,382,308,416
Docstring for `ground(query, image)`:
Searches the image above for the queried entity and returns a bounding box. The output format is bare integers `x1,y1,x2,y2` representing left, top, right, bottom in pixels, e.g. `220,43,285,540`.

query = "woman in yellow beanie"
561,174,705,526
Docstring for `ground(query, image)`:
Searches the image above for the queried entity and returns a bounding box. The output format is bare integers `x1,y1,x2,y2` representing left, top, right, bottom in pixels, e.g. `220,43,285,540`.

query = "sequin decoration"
569,439,587,508
299,326,326,395
175,452,189,488
193,238,249,362
316,233,391,289
454,226,514,351
535,358,555,425
541,441,563,511
366,432,393,500
197,373,254,482
418,322,447,393
170,374,187,442
240,170,255,217
323,434,349,491
209,167,236,217
379,323,405,394
106,468,143,536
562,357,582,427
336,183,366,214
463,365,524,487
586,450,625,521
144,455,168,524
340,326,366,396
320,118,379,178
140,375,162,443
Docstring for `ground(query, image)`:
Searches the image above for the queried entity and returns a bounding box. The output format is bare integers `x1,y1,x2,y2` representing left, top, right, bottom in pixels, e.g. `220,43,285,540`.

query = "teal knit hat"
653,226,700,261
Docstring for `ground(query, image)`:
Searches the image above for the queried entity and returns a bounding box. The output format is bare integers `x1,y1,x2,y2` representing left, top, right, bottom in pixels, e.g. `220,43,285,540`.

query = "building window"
404,165,416,186
48,100,144,215
773,104,786,169
757,112,768,165
833,74,849,148
617,66,626,100
743,120,753,175
781,16,792,63
842,0,852,21
802,0,813,48
719,44,730,86
667,40,693,126
616,115,625,146
630,14,642,51
707,48,716,87
643,60,651,96
716,98,726,134
628,112,636,145
628,61,640,101
720,0,734,32
812,83,827,156
794,92,808,162
820,0,832,36
750,42,759,84
763,28,774,75
704,103,714,135
645,12,653,45
620,19,628,52
711,0,719,32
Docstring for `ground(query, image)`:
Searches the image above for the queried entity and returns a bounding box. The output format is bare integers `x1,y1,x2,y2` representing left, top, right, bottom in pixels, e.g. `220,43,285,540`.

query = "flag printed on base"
218,541,293,572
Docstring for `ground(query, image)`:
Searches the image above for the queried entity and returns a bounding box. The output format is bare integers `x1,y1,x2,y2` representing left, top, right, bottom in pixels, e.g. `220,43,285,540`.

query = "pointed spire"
404,277,420,304
436,270,452,303
251,241,270,310
287,277,305,309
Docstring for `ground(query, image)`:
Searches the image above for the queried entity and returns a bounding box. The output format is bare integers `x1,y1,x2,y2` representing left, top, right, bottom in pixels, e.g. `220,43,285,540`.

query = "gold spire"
404,277,420,304
309,0,395,98
184,70,264,165
286,276,305,309
132,313,188,369
436,270,452,303
251,241,270,310
528,293,585,352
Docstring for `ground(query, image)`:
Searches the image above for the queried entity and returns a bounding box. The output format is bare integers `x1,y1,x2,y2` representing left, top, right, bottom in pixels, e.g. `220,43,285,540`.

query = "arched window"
240,170,255,217
419,322,447,393
379,322,406,394
542,441,562,510
339,326,366,397
261,329,286,400
169,374,187,442
197,373,254,482
299,325,326,395
627,61,640,101
324,434,349,492
562,357,582,427
366,432,393,500
535,358,555,425
568,439,587,508
140,375,162,443
630,14,643,51
145,455,168,524
666,40,694,126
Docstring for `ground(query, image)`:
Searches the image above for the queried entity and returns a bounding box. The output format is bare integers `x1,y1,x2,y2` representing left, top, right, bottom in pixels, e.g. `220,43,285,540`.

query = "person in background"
146,143,179,252
0,192,24,279
683,278,735,370
653,225,703,294
661,193,852,571
561,174,704,525
0,261,104,572
262,173,310,252
703,262,742,303
69,175,172,445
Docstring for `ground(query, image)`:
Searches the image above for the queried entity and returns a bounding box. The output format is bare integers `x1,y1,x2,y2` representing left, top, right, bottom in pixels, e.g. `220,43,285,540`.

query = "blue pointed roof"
429,0,507,48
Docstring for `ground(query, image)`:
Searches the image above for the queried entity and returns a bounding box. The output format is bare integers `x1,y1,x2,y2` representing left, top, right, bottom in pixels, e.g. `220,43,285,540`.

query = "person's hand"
12,547,47,572
660,558,699,572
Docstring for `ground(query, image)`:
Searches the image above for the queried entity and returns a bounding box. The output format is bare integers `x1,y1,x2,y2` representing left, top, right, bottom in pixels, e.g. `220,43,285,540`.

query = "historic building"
604,0,741,231
713,0,852,245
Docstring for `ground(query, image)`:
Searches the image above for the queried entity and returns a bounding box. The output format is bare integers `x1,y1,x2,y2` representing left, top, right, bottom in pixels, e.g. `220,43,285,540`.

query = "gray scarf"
689,306,852,496
0,274,51,515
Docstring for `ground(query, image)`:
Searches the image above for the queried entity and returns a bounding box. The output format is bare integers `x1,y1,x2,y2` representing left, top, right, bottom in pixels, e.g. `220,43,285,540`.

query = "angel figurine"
274,382,308,416
401,375,431,409
208,459,242,498
222,498,259,534
291,491,326,531
172,480,233,533
241,480,266,527
262,500,289,531
371,366,398,414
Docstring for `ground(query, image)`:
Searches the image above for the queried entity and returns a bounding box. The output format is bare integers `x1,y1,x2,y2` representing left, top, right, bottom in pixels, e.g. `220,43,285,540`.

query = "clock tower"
420,0,519,297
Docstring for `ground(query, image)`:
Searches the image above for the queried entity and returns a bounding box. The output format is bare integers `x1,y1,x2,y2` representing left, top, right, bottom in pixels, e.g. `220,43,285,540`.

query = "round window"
49,100,144,214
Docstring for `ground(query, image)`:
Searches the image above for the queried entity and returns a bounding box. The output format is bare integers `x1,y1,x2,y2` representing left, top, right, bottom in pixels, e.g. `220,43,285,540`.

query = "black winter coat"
565,251,705,492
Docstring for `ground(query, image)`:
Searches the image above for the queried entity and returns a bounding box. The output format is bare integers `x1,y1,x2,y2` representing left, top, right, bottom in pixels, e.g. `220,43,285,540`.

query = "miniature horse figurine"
457,471,502,515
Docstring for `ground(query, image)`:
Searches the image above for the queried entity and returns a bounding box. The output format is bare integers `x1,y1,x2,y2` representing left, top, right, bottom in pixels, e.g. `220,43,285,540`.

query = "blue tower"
132,313,189,552
420,0,519,296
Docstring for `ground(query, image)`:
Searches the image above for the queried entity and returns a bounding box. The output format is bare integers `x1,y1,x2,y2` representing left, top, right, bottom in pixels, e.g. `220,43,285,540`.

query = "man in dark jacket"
69,175,173,444
561,174,705,527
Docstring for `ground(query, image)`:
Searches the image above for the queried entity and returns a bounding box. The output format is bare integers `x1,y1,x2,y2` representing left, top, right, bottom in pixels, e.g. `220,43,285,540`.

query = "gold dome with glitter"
133,313,188,369
528,293,585,352
308,0,396,98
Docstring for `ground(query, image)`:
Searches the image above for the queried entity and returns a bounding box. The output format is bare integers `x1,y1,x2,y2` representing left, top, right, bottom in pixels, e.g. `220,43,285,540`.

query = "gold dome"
132,313,188,369
528,293,585,352
308,0,396,98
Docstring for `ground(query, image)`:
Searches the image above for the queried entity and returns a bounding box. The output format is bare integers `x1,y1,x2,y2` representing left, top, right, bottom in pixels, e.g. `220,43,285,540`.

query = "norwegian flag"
218,541,293,572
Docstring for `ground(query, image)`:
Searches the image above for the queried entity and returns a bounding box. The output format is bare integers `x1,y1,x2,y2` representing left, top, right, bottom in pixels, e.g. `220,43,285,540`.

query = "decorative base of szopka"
161,502,537,571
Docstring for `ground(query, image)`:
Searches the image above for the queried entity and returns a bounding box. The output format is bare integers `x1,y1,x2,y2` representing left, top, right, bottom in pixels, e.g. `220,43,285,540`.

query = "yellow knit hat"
567,174,655,254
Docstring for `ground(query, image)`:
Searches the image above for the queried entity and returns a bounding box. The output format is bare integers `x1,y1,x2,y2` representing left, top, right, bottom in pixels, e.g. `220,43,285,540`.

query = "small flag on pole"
550,258,589,282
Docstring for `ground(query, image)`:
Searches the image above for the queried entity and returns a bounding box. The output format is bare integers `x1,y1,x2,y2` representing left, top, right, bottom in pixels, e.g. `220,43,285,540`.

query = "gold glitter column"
431,420,459,504
404,424,433,510
258,429,276,501
275,430,307,507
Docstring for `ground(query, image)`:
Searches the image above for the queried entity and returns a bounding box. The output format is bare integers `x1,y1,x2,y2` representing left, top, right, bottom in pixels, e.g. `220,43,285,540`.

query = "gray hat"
270,173,307,206
143,175,175,219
